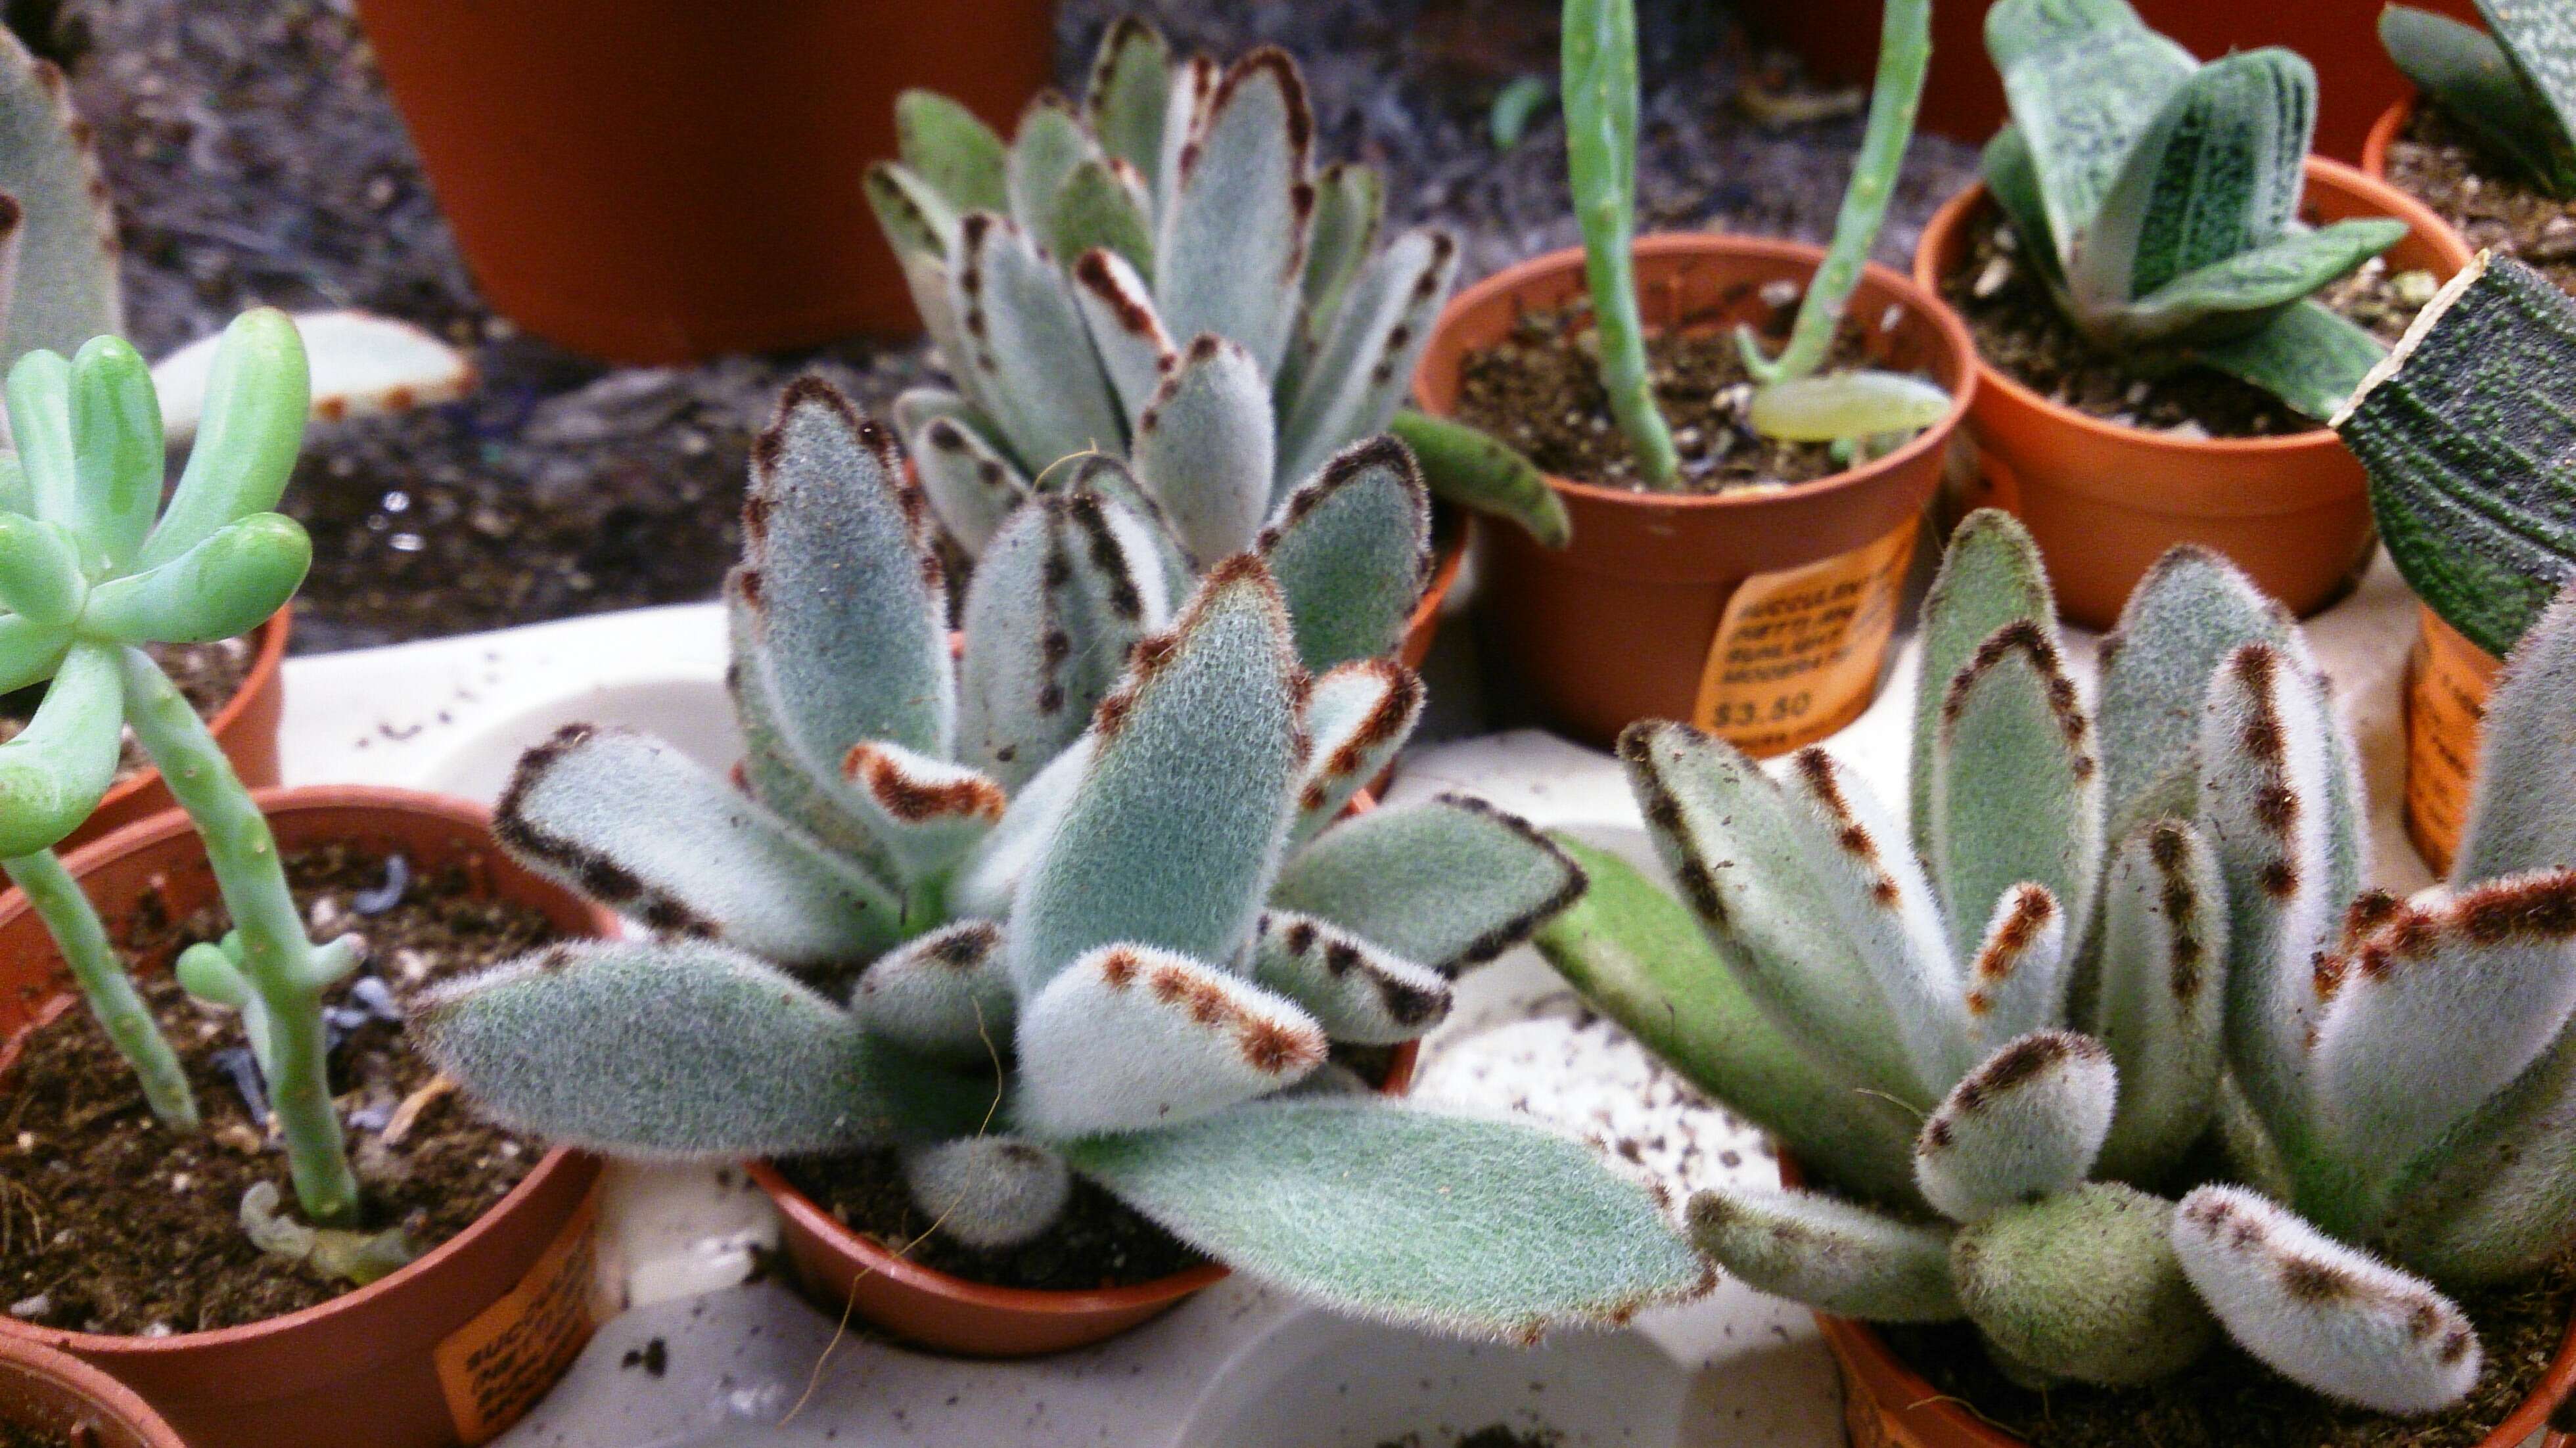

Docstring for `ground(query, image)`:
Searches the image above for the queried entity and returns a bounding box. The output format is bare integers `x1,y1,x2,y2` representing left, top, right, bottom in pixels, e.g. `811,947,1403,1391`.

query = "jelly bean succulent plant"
1543,509,2576,1415
2381,0,2576,198
1982,0,2409,420
0,311,404,1254
1560,0,1949,489
868,16,1566,553
418,380,1707,1335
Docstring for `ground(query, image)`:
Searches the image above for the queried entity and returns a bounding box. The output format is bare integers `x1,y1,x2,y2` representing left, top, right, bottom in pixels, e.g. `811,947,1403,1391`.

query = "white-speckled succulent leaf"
0,32,120,367
1985,0,2196,271
2475,0,2576,176
1910,510,2056,853
495,725,904,970
1256,436,1430,672
1133,334,1276,562
1929,620,2104,961
1271,793,1584,980
1276,228,1460,491
1005,559,1304,994
1686,1185,1962,1321
2172,1186,2479,1415
1914,1031,2114,1221
416,938,991,1158
1289,658,1423,847
850,920,1015,1066
1247,910,1450,1044
1064,1098,1708,1339
950,214,1125,473
2088,821,2228,1184
1153,50,1312,379
1015,942,1325,1136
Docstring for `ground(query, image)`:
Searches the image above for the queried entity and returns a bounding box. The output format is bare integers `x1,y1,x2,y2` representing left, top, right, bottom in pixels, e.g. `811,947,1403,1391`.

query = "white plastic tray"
266,554,2433,1446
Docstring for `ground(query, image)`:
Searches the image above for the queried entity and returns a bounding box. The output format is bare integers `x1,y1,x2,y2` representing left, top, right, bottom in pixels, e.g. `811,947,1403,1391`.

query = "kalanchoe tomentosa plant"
0,25,120,371
1559,0,1948,489
2381,0,2576,198
417,380,1707,1336
869,16,1567,554
0,311,399,1256
1542,507,2576,1416
1983,0,2408,420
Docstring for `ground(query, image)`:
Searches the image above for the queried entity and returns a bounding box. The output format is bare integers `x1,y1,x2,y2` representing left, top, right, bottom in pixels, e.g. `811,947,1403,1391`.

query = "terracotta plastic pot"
752,1042,1421,1359
1400,510,1473,673
2401,602,2503,876
1914,158,2473,629
2362,96,2414,179
1412,234,1975,753
0,1336,184,1448
53,610,289,853
350,0,1052,363
0,786,621,1448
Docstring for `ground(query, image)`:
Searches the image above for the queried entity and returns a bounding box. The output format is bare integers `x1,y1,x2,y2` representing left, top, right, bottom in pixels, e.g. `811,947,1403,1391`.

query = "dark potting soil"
1940,213,2433,440
1449,299,1891,493
0,1426,73,1448
0,841,563,1336
2387,103,2576,298
1876,1248,2576,1448
1372,1427,1562,1448
0,636,254,781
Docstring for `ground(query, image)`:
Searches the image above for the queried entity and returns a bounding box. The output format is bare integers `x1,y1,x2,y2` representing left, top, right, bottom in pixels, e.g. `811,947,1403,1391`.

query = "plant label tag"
1690,517,1919,758
2403,606,2500,877
434,1181,605,1444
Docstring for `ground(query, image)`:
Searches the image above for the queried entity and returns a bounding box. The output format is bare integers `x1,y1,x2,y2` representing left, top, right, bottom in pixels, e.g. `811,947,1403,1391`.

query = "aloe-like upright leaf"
1015,942,1325,1137
2382,5,2576,194
495,724,904,970
1065,1098,1707,1340
79,512,310,645
1276,229,1460,491
1072,248,1180,429
0,641,122,857
2335,256,2576,656
2115,231,2403,372
1954,1184,2216,1386
416,939,991,1158
1614,722,1923,1098
0,31,120,366
1154,49,1313,378
1005,558,1304,993
1247,910,1450,1044
1985,0,2196,271
1688,1186,1962,1321
2453,585,2576,886
896,89,1011,216
1133,334,1276,562
1910,510,2056,851
1914,1031,2115,1221
950,214,1126,472
66,336,160,576
2172,1186,2479,1415
911,415,1029,556
2089,821,2228,1183
1928,621,2104,959
1272,794,1585,979
850,920,1015,1066
1289,659,1423,847
1085,16,1174,194
1256,437,1431,671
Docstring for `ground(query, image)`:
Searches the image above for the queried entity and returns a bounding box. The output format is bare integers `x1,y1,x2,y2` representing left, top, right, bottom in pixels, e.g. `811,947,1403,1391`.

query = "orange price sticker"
1691,518,1920,757
435,1183,605,1445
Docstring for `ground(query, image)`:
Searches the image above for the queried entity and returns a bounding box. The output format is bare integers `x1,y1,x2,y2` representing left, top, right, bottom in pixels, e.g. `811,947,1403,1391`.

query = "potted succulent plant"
1541,507,2576,1444
1414,0,1974,752
1917,0,2472,629
0,1334,183,1448
2366,1,2576,300
0,312,616,1448
2337,254,2576,874
865,18,1570,675
415,378,1709,1357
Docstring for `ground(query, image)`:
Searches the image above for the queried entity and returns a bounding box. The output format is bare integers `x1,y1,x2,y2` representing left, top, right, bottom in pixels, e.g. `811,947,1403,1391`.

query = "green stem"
1,848,199,1130
1741,0,1931,385
1563,0,1678,488
116,646,360,1226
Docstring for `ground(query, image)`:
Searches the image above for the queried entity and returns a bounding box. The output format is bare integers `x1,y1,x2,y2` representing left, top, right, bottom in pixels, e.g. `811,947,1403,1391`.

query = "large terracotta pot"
1412,234,1975,753
0,787,622,1448
1914,158,2473,630
752,1047,1419,1357
1400,510,1473,674
350,0,1053,363
0,1336,183,1448
2362,96,2414,179
57,610,289,852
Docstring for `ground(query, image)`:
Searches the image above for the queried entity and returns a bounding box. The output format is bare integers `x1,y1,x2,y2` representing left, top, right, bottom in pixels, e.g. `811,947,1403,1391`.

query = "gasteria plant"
1982,0,2408,420
869,16,1567,554
1560,0,1948,489
417,380,1707,1335
1542,508,2576,1415
2381,1,2576,197
0,311,386,1242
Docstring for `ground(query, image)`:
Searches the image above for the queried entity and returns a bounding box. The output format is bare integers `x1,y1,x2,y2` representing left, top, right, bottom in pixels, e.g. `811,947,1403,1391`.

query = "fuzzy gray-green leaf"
912,415,1028,556
2094,544,2291,842
0,30,120,366
1929,621,2104,959
1015,942,1326,1136
864,162,958,266
1048,158,1155,276
1134,335,1276,562
1256,436,1431,671
1248,910,1451,1044
1154,50,1312,379
850,920,1014,1066
2453,584,2576,886
1689,1186,1961,1321
1289,658,1423,847
1910,509,2056,856
1272,794,1584,979
1302,162,1383,334
1956,1183,2216,1385
1084,16,1173,194
896,89,1010,215
1065,1099,1707,1339
955,499,1101,790
1276,229,1460,491
1007,94,1103,250
2089,821,2228,1184
950,214,1125,473
1071,248,1178,430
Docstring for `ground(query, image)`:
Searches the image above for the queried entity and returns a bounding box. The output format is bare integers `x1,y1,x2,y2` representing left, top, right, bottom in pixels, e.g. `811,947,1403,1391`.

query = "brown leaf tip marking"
1131,955,1325,1074
2146,824,2208,999
2278,1256,2358,1303
1064,491,1144,620
494,725,718,939
1431,793,1589,973
930,922,1001,968
1210,47,1314,168
1316,662,1423,787
1973,886,2058,983
1942,622,2090,763
2233,644,2287,765
1950,1029,2100,1116
2456,870,2576,945
841,745,1007,823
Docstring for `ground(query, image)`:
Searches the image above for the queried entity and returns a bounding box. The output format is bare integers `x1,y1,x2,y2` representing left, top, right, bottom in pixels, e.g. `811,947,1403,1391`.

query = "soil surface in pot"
1877,1248,2576,1448
774,1042,1400,1292
1372,1427,1561,1448
2387,104,2576,298
0,842,561,1336
1940,215,2428,439
0,1426,74,1448
0,636,254,781
1449,300,1895,492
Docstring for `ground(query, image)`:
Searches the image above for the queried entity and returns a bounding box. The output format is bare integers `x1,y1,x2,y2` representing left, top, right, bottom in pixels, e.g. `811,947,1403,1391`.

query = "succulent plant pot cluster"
1923,0,2472,631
